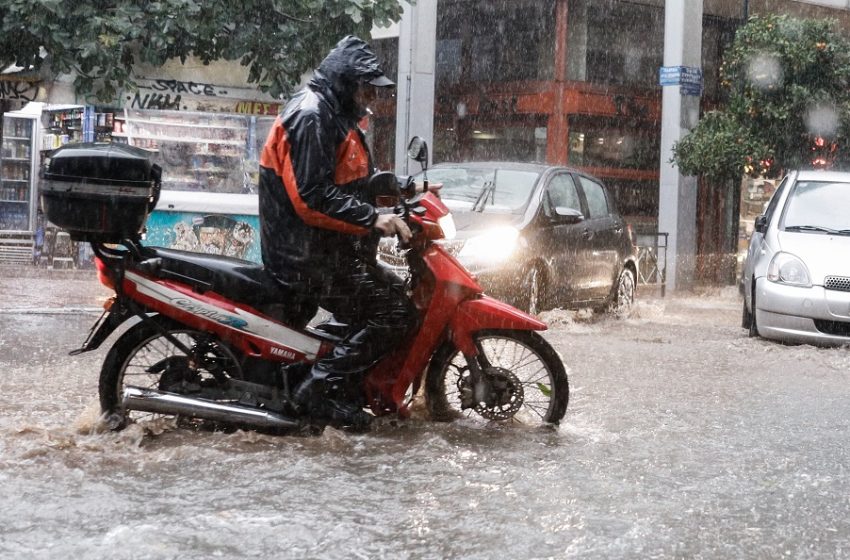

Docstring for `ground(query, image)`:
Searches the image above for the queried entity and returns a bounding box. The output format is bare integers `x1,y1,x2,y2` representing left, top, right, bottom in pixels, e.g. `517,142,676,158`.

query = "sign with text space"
659,66,702,85
659,66,703,96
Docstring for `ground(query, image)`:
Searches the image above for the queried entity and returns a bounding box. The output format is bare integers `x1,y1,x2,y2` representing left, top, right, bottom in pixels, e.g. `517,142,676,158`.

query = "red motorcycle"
47,138,568,433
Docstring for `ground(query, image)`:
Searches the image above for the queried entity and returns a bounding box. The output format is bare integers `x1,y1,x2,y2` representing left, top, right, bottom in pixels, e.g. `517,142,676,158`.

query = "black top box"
41,143,161,242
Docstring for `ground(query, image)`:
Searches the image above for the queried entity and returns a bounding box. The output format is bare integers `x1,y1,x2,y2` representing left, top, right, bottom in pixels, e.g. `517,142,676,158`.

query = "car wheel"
610,267,636,318
747,284,759,338
518,265,544,315
741,295,752,329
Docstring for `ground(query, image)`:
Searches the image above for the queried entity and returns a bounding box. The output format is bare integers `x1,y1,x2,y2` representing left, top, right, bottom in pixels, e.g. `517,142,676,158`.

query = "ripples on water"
1,293,848,559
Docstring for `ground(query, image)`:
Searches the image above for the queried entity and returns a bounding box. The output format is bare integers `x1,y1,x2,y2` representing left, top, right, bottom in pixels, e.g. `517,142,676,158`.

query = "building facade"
369,0,850,286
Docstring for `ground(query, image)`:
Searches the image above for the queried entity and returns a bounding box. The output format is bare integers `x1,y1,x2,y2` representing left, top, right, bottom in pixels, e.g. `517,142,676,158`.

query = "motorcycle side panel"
121,270,324,363
449,296,547,355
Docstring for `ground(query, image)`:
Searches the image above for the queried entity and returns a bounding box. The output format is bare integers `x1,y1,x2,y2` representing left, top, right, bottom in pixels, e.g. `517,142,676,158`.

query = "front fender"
449,295,547,355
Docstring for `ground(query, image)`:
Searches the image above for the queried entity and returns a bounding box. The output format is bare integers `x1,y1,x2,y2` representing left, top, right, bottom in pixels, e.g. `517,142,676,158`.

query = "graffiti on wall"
146,211,261,263
0,80,39,101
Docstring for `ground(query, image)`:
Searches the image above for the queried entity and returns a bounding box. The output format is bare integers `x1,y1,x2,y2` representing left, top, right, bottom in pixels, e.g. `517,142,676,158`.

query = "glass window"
436,0,555,85
702,16,737,100
433,115,547,163
544,174,581,217
782,180,850,231
579,176,609,219
365,38,398,170
568,115,660,170
605,178,656,218
124,109,254,194
567,0,664,88
423,165,541,214
763,175,788,223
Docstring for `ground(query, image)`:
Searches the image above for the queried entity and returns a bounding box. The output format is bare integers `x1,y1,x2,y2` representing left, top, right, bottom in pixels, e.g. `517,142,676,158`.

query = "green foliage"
673,111,771,181
672,14,850,180
0,0,404,101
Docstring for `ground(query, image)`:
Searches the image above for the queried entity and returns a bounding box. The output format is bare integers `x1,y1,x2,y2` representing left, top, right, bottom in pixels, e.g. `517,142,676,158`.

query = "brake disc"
457,366,524,420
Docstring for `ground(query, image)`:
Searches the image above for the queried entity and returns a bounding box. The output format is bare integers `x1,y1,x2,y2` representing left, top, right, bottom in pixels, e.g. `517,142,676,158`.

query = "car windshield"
423,166,541,214
782,180,850,234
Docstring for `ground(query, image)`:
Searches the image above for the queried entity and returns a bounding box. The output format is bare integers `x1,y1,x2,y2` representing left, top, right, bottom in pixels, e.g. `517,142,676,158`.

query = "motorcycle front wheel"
99,315,243,431
425,330,569,425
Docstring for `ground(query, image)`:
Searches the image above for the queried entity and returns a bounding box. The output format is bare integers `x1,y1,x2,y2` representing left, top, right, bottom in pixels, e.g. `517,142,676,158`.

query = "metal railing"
636,232,668,297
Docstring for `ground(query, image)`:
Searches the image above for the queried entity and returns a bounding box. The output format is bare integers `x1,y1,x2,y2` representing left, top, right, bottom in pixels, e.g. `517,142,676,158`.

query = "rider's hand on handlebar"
373,214,412,243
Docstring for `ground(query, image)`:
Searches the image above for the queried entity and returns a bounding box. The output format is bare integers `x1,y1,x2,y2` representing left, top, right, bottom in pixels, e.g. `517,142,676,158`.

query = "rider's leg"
293,261,418,426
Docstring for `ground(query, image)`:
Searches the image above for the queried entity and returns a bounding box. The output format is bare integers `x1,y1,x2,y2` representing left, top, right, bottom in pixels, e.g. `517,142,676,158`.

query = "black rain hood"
310,35,394,118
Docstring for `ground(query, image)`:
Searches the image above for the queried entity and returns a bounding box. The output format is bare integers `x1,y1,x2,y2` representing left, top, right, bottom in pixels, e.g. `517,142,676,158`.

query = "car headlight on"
767,252,811,287
458,226,520,262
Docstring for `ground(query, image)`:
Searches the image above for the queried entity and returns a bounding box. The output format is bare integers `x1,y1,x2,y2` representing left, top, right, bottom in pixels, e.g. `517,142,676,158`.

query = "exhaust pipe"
122,386,301,430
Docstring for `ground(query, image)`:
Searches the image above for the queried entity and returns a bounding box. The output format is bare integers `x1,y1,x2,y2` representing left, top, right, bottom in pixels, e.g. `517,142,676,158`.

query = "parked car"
741,170,850,345
379,162,638,315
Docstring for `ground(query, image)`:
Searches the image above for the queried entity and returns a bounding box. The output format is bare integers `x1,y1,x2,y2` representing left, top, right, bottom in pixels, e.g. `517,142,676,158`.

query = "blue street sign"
659,66,682,86
680,82,703,96
659,66,703,96
659,66,703,85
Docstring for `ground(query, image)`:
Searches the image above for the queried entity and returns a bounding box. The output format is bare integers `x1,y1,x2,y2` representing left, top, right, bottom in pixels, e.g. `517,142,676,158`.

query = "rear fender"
449,296,547,355
69,301,136,355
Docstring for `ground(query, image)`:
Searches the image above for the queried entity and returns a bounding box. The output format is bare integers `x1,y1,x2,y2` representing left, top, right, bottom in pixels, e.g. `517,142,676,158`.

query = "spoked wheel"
610,267,636,317
99,316,243,431
425,330,568,425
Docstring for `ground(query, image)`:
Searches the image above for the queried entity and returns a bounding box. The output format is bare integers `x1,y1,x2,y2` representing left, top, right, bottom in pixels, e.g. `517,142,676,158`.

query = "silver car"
742,170,850,345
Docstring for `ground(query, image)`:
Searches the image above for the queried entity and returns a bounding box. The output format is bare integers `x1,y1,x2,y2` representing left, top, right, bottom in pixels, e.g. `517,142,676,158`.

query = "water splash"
746,53,783,92
804,102,839,137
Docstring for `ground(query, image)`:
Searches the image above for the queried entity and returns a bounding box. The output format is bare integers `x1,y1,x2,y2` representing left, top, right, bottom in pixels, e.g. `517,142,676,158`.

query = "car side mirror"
553,206,584,224
754,214,768,234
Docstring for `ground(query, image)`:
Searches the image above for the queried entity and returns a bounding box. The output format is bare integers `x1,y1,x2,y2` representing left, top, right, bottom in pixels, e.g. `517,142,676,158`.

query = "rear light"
94,257,116,290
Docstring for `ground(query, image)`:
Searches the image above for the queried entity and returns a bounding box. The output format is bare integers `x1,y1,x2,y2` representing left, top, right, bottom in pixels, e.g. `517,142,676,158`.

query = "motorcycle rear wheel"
425,330,569,425
99,315,243,431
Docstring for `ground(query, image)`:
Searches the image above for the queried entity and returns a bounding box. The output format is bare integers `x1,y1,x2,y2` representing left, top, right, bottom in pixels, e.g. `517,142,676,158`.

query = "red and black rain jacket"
259,61,379,291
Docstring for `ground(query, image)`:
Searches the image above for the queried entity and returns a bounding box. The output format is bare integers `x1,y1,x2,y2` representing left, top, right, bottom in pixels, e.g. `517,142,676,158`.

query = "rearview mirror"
553,206,584,224
754,215,768,234
407,136,428,165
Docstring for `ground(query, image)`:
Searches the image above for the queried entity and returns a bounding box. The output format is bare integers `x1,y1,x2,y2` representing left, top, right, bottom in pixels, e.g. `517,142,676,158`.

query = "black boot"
293,376,372,431
313,397,373,431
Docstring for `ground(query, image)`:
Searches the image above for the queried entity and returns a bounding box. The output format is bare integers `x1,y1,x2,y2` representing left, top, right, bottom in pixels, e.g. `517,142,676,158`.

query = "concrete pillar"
394,0,437,175
658,0,703,291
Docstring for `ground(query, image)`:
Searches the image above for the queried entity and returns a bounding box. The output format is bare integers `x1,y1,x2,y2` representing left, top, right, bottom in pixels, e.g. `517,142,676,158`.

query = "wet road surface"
0,275,848,559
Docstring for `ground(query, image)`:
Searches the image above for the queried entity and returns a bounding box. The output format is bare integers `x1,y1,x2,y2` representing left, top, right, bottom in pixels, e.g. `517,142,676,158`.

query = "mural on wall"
146,211,261,263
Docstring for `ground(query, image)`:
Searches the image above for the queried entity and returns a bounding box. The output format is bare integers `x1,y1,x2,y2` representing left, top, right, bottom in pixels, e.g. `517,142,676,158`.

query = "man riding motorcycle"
258,36,418,430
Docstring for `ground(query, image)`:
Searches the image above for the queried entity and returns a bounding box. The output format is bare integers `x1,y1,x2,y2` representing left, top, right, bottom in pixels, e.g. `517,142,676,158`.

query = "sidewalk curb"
0,264,97,280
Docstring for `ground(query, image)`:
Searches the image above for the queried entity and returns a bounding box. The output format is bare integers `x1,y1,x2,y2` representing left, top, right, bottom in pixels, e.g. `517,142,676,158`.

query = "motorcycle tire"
425,329,569,425
98,315,242,431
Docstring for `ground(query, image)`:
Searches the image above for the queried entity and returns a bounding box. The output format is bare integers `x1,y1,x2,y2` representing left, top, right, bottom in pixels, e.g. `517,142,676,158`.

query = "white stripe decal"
128,271,321,360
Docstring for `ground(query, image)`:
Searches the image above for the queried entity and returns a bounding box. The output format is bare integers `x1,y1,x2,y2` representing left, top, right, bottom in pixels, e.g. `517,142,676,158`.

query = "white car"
742,170,850,345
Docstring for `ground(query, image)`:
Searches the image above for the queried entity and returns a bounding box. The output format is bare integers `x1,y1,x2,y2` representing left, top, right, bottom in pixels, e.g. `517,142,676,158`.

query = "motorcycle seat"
136,246,290,308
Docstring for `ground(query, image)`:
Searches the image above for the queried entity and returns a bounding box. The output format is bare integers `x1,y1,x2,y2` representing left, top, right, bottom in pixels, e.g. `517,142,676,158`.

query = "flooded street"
1,276,848,559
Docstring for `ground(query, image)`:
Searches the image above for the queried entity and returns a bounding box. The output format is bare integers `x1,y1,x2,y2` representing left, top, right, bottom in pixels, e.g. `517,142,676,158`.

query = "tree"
673,14,850,180
0,0,404,102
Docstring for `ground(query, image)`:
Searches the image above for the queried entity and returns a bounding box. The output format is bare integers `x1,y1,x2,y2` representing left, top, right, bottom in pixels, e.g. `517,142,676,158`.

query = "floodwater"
1,278,848,559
